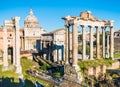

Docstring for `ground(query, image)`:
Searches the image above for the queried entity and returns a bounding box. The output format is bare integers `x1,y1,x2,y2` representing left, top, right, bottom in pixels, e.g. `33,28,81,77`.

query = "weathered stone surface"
64,65,82,84
60,80,82,87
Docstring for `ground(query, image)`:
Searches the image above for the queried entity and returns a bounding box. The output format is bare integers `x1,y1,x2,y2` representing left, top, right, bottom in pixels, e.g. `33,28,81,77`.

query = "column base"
2,65,8,71
43,54,46,60
65,61,69,65
15,65,22,74
64,65,83,84
90,58,94,60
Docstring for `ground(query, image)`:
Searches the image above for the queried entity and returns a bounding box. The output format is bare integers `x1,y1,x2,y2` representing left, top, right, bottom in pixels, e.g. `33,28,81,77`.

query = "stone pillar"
72,24,78,67
96,26,100,59
106,35,110,58
110,26,114,59
53,49,57,62
102,27,106,58
22,37,24,50
24,38,28,50
59,49,62,61
89,26,94,60
2,26,8,71
20,37,24,50
65,26,69,64
40,40,42,50
63,17,82,84
13,27,16,65
82,25,86,60
48,42,51,61
14,17,22,74
43,40,46,48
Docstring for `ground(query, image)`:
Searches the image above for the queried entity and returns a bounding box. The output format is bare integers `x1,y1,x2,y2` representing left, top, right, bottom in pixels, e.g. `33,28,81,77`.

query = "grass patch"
21,57,53,87
78,58,117,73
114,53,120,58
52,71,64,77
0,57,53,87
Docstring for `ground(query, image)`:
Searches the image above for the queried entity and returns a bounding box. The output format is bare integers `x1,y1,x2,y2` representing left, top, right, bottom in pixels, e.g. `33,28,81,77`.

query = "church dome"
24,9,39,28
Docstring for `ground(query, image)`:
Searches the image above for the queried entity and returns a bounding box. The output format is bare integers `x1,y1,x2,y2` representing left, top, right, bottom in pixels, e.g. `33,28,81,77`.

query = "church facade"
0,9,46,54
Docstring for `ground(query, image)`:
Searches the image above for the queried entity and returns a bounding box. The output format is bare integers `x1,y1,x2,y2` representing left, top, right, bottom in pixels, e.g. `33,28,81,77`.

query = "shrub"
21,56,27,60
41,63,47,71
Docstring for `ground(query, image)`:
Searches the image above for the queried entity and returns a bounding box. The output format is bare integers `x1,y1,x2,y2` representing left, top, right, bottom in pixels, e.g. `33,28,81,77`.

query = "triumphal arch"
62,11,114,83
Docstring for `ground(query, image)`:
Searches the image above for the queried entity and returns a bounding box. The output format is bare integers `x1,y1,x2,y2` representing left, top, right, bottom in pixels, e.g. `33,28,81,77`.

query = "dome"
24,9,39,28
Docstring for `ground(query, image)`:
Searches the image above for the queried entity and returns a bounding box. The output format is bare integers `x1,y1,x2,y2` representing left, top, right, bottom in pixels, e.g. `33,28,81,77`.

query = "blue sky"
0,0,120,32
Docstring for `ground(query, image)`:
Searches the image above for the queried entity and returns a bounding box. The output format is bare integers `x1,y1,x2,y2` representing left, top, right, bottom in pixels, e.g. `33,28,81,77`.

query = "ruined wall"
114,38,120,51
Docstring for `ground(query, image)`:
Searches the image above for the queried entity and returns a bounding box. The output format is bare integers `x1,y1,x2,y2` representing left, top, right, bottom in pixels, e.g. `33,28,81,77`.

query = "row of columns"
41,40,64,62
65,24,114,66
2,17,22,75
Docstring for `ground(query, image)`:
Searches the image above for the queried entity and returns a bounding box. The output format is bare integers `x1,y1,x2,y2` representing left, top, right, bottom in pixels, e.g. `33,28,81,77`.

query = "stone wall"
84,61,119,77
20,54,33,60
107,61,120,69
114,38,120,51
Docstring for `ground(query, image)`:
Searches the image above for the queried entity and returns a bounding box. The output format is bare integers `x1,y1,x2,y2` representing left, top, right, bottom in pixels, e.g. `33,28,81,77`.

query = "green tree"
78,34,82,40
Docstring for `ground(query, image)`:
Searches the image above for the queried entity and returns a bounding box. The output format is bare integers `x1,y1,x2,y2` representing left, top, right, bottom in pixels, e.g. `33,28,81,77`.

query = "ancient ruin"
2,17,22,76
62,11,114,83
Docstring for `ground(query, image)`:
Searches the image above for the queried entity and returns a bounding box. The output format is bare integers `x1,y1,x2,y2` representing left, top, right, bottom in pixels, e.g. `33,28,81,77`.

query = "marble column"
14,17,22,74
81,25,86,60
96,26,100,59
110,26,114,59
2,26,8,71
89,26,94,60
65,26,69,64
72,24,78,67
106,35,110,58
102,27,106,58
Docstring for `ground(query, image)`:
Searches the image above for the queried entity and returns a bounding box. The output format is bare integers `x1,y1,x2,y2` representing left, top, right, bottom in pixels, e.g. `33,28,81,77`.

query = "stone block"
64,65,82,84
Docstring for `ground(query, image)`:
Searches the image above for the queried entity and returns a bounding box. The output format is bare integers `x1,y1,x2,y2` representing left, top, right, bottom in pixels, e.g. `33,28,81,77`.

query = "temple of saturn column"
62,11,114,83
2,17,22,75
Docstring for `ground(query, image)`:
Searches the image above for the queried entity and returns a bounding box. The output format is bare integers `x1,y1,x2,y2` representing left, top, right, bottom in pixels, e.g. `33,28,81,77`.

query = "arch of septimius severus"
62,11,114,83
2,17,22,75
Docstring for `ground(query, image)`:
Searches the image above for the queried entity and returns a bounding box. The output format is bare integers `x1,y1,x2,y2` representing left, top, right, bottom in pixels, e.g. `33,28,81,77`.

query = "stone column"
89,26,94,60
53,49,57,62
2,26,8,71
110,26,114,59
48,42,51,61
14,17,22,74
20,37,24,50
13,26,16,65
65,26,69,64
43,40,46,48
102,27,106,58
72,24,78,67
106,35,110,58
22,37,24,50
96,26,100,59
81,25,86,60
40,40,42,50
24,38,28,50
